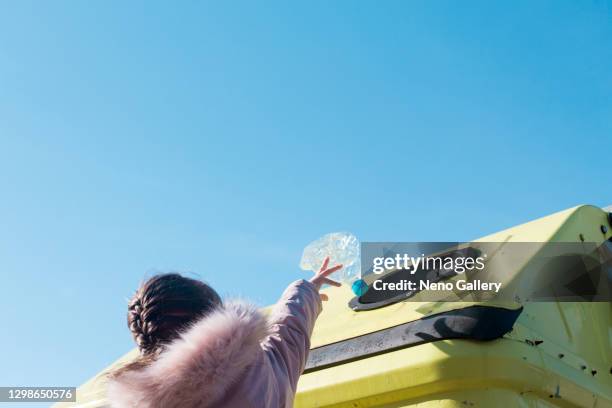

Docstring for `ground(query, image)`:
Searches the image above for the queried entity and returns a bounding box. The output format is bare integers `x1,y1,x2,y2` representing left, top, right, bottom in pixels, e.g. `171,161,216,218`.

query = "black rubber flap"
305,305,523,372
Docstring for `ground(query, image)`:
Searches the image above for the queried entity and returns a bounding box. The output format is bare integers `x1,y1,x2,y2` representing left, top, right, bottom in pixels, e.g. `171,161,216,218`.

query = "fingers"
320,264,343,277
313,258,342,303
319,256,330,273
322,277,341,287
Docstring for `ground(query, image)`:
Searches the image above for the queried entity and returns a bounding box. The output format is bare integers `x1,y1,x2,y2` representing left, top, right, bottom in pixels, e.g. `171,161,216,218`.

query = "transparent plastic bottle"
300,232,360,285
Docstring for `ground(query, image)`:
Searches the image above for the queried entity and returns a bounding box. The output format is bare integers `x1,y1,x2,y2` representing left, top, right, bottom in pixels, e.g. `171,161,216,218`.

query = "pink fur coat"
106,279,322,408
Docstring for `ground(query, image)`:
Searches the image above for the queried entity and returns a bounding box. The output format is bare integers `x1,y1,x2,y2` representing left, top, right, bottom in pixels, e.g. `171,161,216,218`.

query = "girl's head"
127,273,222,355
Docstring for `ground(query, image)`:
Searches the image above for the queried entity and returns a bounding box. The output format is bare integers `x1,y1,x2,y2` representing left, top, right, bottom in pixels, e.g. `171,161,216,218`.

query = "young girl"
107,258,342,408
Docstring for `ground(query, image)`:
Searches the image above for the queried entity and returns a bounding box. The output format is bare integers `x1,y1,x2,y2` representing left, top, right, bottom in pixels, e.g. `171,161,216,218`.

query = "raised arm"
263,258,342,390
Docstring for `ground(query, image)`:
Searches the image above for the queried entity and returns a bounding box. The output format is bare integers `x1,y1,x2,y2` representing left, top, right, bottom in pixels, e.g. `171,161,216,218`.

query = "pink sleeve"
263,279,322,391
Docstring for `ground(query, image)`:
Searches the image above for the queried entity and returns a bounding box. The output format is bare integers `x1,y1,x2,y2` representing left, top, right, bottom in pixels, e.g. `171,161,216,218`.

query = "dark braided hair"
110,273,222,379
125,273,222,357
127,297,154,354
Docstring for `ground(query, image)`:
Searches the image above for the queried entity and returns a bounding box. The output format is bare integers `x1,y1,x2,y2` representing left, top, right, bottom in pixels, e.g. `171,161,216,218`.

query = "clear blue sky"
1,0,610,397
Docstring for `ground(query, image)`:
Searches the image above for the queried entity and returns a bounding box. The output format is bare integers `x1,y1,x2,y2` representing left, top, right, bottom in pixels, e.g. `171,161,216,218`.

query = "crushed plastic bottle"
300,232,360,285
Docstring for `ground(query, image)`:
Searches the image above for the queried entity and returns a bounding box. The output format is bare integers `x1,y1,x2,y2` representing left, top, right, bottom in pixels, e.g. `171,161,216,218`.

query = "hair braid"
127,294,156,355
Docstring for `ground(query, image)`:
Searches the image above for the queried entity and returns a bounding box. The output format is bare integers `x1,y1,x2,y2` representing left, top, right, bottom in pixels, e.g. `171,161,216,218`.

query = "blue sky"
0,0,610,397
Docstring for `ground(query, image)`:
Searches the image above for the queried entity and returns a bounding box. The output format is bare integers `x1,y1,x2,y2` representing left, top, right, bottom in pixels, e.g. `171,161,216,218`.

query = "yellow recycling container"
55,205,612,407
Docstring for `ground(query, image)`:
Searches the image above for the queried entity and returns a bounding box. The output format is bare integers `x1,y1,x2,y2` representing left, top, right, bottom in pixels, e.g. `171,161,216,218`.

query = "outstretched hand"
309,257,342,301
